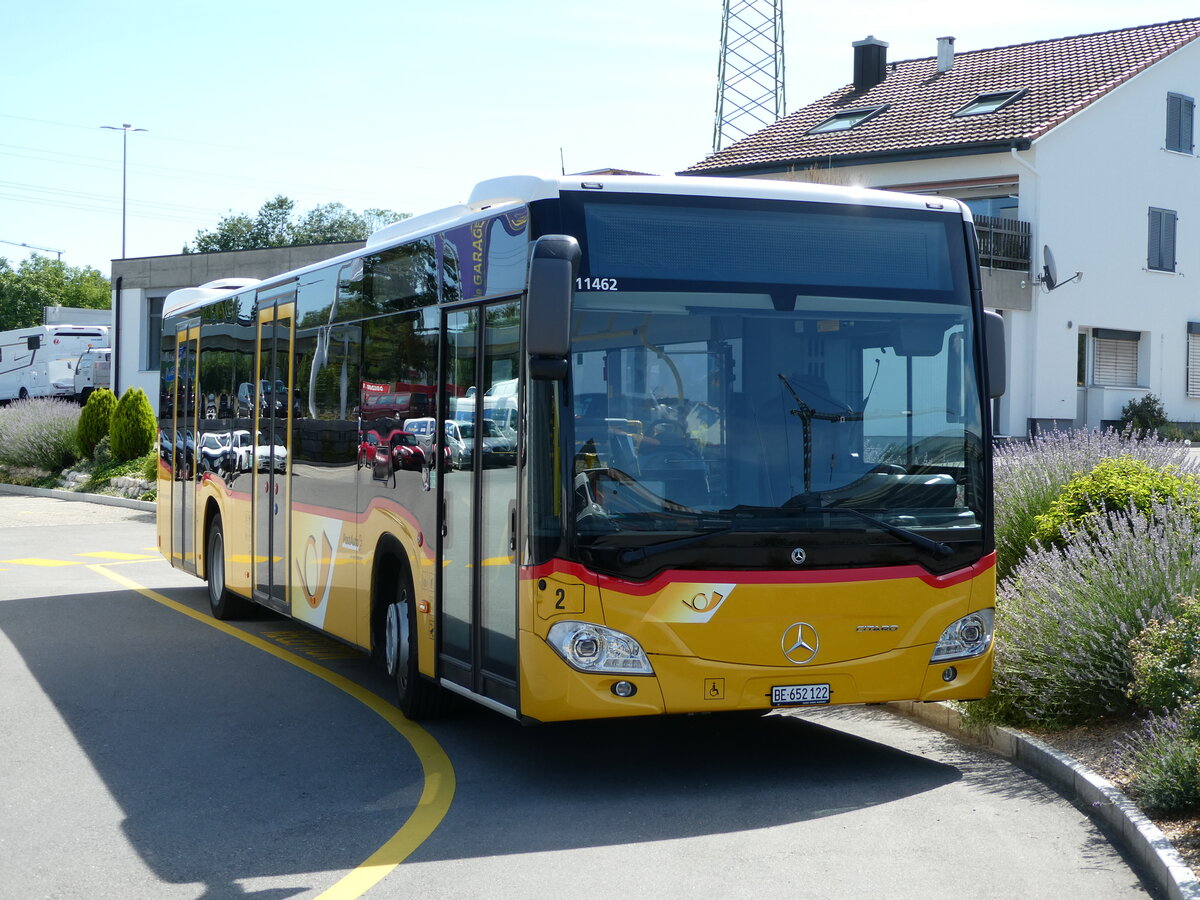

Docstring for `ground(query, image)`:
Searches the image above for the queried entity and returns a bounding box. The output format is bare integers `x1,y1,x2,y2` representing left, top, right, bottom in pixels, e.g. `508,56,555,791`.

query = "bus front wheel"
384,574,444,719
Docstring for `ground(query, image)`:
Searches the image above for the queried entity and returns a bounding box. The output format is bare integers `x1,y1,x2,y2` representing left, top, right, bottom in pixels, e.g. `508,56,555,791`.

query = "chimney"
852,36,889,91
937,36,956,73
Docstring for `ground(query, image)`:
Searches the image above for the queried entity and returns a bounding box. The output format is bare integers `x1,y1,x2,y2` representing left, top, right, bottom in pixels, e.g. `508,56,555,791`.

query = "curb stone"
0,481,155,512
890,700,1200,900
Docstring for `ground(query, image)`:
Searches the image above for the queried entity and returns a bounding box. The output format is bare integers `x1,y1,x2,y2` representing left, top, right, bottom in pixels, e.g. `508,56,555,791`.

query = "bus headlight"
930,608,994,662
546,621,654,675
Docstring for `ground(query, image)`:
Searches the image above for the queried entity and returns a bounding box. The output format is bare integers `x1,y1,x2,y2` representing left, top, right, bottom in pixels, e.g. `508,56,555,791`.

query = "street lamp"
101,123,147,259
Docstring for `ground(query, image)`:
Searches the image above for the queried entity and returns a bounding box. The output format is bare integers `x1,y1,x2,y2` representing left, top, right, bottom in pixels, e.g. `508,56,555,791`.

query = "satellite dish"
1042,245,1058,291
1039,244,1081,292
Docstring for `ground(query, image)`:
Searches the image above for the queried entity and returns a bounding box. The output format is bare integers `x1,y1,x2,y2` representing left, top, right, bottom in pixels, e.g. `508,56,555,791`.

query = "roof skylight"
807,105,887,134
955,90,1025,117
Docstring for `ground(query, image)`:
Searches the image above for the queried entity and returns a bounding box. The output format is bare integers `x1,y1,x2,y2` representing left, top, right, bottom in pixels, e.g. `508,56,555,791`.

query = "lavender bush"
0,398,81,471
982,500,1200,727
993,427,1194,580
1116,704,1200,814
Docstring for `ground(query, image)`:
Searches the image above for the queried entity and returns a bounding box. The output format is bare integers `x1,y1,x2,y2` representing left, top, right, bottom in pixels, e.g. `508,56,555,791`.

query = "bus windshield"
564,195,985,571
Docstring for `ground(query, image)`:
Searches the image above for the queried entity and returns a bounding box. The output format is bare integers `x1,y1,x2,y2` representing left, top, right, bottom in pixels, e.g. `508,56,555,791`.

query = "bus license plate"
771,683,831,707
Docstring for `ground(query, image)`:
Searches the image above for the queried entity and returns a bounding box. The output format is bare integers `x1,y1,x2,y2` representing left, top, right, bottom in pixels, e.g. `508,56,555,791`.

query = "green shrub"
109,388,156,462
1118,704,1200,814
1031,456,1200,548
1121,393,1169,435
1128,596,1200,712
93,436,112,467
76,388,116,459
140,450,158,483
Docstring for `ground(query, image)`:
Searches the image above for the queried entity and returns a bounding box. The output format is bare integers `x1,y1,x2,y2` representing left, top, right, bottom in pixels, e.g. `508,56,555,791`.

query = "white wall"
112,284,159,409
1029,39,1200,429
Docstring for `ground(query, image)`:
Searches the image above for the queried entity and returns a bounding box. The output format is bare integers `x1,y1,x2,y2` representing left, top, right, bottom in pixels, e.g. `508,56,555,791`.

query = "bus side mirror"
526,234,580,381
984,310,1006,399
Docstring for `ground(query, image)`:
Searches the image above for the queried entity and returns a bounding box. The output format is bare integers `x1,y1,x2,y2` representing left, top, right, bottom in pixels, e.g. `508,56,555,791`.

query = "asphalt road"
0,494,1158,899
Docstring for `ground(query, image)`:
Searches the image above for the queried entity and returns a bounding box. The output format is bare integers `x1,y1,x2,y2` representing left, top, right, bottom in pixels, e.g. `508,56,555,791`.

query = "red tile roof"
683,19,1200,175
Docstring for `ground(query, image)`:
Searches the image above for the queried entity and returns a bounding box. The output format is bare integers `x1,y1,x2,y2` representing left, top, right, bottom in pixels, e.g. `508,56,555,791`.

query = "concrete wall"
109,242,363,411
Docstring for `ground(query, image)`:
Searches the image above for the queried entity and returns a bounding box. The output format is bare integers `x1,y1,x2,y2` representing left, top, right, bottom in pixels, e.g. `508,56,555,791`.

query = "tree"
184,196,409,253
0,256,111,331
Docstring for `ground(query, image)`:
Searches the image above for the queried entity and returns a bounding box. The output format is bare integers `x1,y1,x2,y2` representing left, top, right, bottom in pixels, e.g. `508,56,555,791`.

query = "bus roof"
164,174,967,321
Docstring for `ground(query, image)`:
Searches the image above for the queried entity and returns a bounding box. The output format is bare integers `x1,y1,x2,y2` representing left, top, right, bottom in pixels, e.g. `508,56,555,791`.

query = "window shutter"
1189,325,1200,398
1167,93,1195,153
1093,332,1139,387
1184,98,1195,154
1149,208,1178,272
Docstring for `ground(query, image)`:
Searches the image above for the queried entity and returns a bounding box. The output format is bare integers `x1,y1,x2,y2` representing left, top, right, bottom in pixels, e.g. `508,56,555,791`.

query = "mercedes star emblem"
782,621,819,665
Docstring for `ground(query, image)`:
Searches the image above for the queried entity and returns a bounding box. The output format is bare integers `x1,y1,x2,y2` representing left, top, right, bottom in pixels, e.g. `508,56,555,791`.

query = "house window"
1188,324,1200,398
1167,93,1195,153
1092,328,1140,387
807,105,887,134
144,296,164,370
954,90,1025,117
1148,208,1178,272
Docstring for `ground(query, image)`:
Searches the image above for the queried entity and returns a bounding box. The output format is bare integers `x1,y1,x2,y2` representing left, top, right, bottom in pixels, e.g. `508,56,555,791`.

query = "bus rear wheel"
207,516,250,620
384,574,444,719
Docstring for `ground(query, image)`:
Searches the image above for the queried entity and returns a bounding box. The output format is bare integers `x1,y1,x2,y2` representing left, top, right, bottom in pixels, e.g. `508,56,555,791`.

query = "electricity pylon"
712,0,786,153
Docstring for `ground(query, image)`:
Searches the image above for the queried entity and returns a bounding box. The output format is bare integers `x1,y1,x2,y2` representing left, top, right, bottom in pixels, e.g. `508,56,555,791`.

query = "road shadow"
1,587,420,899
1,579,970,894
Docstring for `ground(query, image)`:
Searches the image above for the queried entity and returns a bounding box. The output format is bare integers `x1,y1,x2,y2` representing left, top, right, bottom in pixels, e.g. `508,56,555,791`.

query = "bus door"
439,300,521,710
252,292,296,613
171,320,200,572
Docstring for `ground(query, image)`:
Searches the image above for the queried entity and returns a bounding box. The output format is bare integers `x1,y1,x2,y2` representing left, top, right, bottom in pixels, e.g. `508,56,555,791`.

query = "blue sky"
2,0,1197,275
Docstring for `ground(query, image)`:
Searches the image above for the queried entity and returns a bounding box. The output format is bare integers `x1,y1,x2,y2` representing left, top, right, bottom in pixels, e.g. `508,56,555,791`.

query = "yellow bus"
157,174,1005,722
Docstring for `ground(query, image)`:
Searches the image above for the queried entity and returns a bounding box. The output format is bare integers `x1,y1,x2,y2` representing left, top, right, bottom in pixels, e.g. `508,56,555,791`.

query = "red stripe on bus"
523,553,995,594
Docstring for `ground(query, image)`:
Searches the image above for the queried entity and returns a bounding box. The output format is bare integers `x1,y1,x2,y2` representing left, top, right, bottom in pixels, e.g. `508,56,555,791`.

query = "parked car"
444,418,516,469
358,430,383,468
228,428,286,472
371,429,426,484
228,429,255,473
198,431,233,475
403,417,451,468
254,431,288,471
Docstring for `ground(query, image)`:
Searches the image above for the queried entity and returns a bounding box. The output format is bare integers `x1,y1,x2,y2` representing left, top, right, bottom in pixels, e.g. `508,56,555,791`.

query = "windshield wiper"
614,525,735,565
825,506,953,558
734,502,953,559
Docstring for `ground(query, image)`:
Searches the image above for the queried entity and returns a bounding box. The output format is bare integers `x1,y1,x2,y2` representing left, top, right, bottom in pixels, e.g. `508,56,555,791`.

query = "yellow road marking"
2,558,78,567
91,565,456,899
76,551,158,561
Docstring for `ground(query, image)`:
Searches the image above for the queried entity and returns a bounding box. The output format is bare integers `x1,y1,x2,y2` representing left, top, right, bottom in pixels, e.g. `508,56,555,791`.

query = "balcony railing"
975,214,1030,271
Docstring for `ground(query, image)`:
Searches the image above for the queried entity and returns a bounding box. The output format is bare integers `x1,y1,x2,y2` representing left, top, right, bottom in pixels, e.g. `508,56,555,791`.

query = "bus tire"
207,515,250,620
18,388,29,401
384,570,444,719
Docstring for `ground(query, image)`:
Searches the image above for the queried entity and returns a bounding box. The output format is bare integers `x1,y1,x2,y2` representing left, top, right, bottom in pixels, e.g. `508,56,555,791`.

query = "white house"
685,19,1200,437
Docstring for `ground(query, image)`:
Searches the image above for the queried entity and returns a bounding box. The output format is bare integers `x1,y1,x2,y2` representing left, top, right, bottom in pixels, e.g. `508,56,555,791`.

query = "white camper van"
73,347,112,403
0,325,110,403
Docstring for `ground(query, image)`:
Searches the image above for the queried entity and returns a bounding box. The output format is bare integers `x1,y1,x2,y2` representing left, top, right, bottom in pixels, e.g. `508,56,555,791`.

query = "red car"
369,429,426,484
